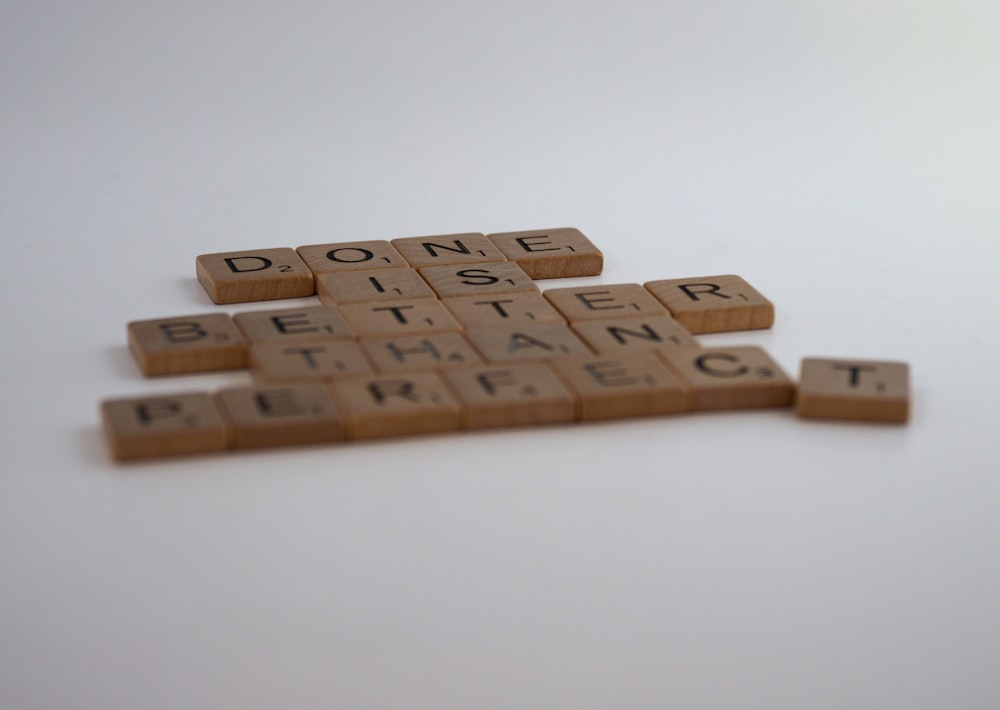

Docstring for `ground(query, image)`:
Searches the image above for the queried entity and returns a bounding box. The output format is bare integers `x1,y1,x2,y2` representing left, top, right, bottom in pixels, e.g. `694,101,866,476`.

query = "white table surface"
3,2,999,708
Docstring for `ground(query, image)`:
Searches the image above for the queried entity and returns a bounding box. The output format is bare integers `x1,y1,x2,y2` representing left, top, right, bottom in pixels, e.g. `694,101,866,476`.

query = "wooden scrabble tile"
128,313,247,376
391,232,507,269
486,227,603,279
442,292,566,329
464,323,593,364
549,352,689,420
330,372,462,439
233,305,355,345
418,262,539,299
796,358,910,423
643,275,774,333
658,346,794,410
250,341,374,383
101,392,229,461
296,240,408,274
361,332,484,373
315,267,436,305
543,284,668,323
571,315,699,355
338,300,462,337
443,363,576,429
215,383,346,448
196,248,314,304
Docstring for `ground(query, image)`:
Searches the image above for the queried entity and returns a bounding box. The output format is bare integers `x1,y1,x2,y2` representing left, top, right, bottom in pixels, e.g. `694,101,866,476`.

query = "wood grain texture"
658,346,795,410
464,323,593,364
315,267,437,305
101,392,229,461
339,300,462,337
361,332,484,373
441,292,566,329
250,341,374,383
570,315,698,355
486,227,603,279
330,372,462,439
796,357,910,423
543,283,668,323
296,240,408,274
128,313,247,376
196,248,314,304
644,275,774,333
391,232,507,269
233,305,355,345
215,383,346,448
549,352,689,420
418,262,539,299
442,362,577,429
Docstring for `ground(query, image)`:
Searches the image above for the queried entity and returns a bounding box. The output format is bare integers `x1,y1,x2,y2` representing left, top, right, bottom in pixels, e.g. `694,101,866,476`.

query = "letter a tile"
796,358,910,423
196,248,315,304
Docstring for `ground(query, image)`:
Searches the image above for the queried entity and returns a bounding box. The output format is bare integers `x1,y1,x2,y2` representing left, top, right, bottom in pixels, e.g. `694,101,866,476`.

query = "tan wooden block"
361,332,484,373
443,363,576,429
419,262,539,299
644,275,774,333
196,248,314,304
339,300,462,336
464,323,593,364
128,313,247,376
658,346,794,410
549,352,689,420
101,392,229,461
442,292,566,329
486,227,603,279
233,305,355,345
330,372,462,439
796,358,910,423
215,383,346,448
315,267,436,305
250,341,374,383
543,283,668,323
391,232,507,269
296,240,408,274
571,315,699,355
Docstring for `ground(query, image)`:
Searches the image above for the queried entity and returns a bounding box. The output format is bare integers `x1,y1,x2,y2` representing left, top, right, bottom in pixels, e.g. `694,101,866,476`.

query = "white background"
3,1,999,708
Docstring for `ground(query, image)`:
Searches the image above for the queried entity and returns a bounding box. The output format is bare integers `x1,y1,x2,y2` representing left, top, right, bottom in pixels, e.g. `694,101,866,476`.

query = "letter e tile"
796,358,910,423
215,383,346,448
486,227,603,279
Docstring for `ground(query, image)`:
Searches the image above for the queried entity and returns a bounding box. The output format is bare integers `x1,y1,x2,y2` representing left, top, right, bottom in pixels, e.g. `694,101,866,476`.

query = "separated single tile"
796,358,910,423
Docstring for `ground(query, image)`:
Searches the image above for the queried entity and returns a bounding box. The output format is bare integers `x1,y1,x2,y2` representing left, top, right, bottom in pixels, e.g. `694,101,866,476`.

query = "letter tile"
796,358,910,423
250,341,374,383
361,332,484,373
315,267,436,305
464,323,593,364
644,275,774,333
128,313,247,376
391,232,507,269
658,346,794,410
549,352,689,420
101,392,229,461
419,262,539,299
215,383,346,448
443,362,576,428
486,227,603,278
543,284,668,323
233,305,355,345
296,240,408,274
442,292,566,329
330,372,462,439
338,300,462,337
571,315,698,354
196,248,314,304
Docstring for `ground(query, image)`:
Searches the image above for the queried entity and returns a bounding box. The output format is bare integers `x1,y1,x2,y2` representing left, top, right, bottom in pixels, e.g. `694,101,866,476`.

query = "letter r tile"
644,275,774,333
196,248,315,304
330,372,462,439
